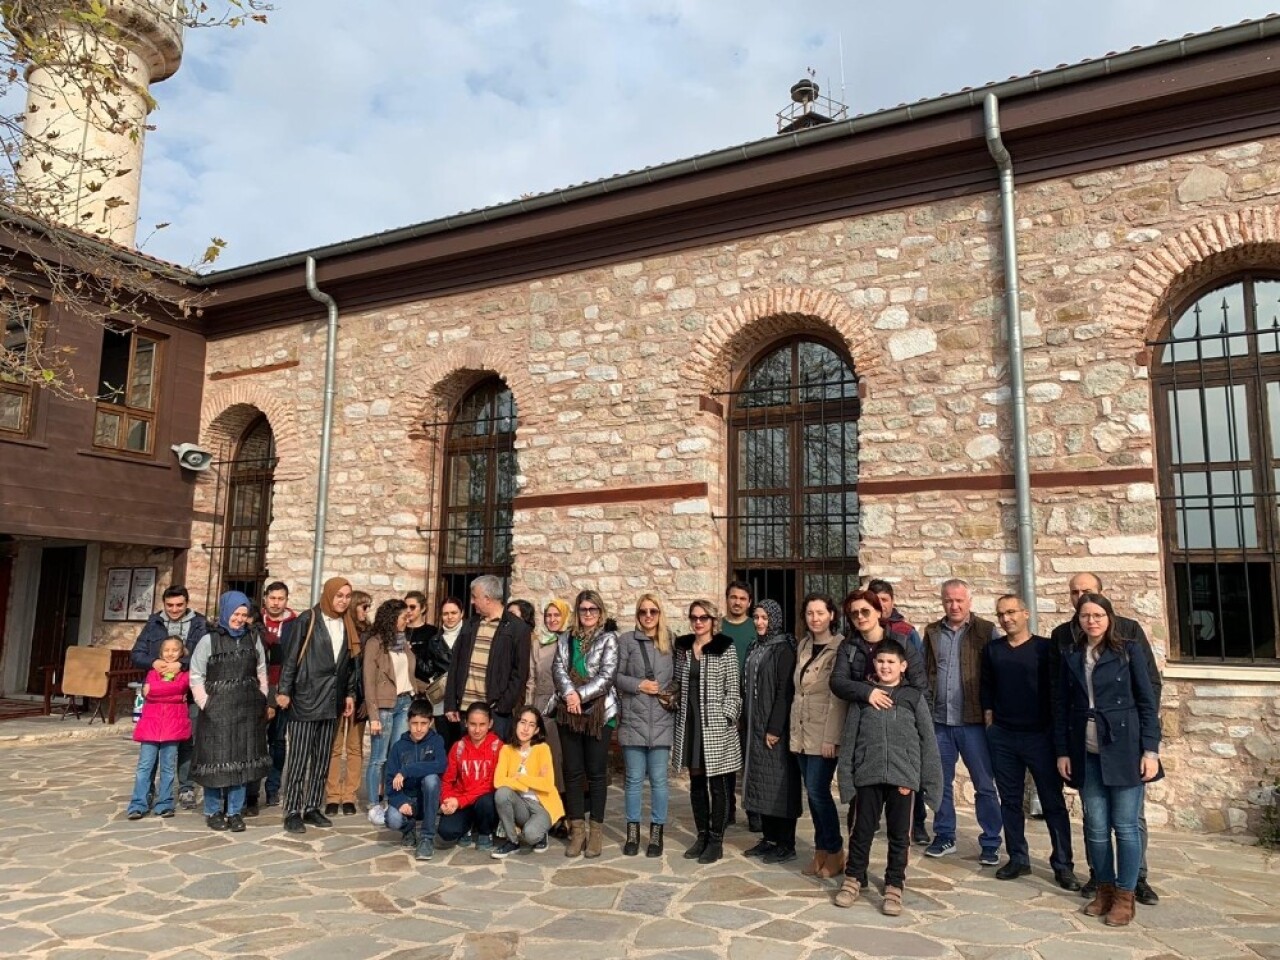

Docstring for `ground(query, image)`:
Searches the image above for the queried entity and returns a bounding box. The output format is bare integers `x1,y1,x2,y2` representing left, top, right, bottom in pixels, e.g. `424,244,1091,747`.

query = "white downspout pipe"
983,93,1038,630
306,255,339,604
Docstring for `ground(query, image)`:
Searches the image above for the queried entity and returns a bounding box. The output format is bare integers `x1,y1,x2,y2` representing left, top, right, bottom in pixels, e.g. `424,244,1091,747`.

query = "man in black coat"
443,575,531,742
1050,572,1162,906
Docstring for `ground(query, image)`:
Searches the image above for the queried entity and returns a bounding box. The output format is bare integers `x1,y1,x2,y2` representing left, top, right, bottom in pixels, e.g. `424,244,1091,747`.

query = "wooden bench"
42,648,145,724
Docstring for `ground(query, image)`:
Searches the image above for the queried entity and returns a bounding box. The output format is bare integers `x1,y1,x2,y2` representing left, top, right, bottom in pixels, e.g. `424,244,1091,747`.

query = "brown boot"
565,819,587,857
584,819,603,859
882,885,903,917
818,849,846,879
1104,889,1136,927
1082,882,1116,917
833,877,861,908
801,851,825,877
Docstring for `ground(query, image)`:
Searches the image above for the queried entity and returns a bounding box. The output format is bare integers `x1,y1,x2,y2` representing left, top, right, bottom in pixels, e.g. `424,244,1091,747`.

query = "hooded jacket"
837,683,943,807
385,728,448,812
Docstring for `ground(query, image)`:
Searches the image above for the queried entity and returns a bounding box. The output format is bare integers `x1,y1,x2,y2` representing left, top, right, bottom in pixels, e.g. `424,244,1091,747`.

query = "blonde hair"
568,589,608,646
687,598,721,635
634,592,672,655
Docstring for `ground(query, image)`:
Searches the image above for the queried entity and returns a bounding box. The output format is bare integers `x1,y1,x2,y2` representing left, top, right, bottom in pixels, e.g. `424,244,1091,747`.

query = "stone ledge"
1163,663,1280,684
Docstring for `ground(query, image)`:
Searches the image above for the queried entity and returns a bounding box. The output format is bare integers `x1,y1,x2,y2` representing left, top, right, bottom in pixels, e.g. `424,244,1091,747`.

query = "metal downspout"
983,93,1038,630
306,256,339,604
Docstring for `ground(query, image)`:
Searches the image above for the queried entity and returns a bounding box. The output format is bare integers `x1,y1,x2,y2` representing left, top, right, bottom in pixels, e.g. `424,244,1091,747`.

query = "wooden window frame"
0,300,45,440
221,415,277,599
92,326,163,457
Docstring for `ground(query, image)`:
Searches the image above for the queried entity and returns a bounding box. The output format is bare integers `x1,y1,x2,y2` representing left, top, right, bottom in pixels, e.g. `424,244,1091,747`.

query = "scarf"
218,591,251,638
541,598,570,646
755,599,784,643
557,633,607,737
390,630,408,654
318,576,361,655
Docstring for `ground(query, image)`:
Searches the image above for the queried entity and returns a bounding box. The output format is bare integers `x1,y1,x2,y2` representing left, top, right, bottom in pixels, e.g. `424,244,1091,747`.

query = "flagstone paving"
1,726,1278,959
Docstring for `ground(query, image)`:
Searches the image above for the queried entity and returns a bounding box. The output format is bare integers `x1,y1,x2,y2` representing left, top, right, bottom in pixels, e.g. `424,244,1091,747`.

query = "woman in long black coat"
742,599,801,863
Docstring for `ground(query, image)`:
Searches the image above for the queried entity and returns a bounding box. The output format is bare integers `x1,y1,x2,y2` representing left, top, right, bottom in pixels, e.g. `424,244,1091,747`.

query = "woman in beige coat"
790,592,848,879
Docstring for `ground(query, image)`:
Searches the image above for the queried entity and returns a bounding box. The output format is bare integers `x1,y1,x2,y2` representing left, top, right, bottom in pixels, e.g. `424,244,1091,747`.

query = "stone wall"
191,136,1280,834
92,543,177,649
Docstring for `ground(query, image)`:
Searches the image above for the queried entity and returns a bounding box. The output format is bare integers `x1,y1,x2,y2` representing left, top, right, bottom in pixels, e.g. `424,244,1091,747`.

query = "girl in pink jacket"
126,637,192,819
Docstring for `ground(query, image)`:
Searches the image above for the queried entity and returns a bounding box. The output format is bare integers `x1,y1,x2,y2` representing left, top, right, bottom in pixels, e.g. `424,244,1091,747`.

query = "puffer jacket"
837,684,943,807
550,627,620,724
133,669,192,743
830,632,930,707
615,629,676,748
790,633,848,755
671,633,743,777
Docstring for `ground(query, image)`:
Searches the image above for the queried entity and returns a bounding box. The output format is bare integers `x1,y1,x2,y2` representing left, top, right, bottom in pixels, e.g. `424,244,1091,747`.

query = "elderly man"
921,578,1003,864
443,575,532,742
1051,572,1162,906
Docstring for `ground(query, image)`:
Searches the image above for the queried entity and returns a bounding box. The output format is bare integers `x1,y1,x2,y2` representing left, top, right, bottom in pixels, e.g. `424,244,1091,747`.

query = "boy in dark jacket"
385,698,448,861
835,638,943,917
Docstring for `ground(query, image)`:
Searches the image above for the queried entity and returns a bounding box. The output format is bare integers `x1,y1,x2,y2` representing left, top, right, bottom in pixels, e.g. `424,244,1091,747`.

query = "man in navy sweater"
981,594,1080,891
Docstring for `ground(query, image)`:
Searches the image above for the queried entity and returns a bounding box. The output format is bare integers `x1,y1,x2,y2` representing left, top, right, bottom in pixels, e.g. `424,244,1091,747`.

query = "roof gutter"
305,255,339,604
201,16,1280,285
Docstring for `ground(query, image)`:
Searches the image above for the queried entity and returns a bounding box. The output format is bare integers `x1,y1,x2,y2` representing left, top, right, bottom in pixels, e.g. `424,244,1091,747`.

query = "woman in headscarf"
277,577,359,835
190,591,271,832
742,599,802,863
526,599,569,832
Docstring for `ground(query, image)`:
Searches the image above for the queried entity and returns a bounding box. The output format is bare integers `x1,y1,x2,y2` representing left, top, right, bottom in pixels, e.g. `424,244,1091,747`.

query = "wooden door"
0,553,11,675
26,547,85,694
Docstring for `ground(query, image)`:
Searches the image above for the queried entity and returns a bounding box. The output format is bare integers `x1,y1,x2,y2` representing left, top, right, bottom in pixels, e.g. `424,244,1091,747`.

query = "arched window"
1153,274,1280,662
222,415,276,600
438,377,517,603
728,337,860,628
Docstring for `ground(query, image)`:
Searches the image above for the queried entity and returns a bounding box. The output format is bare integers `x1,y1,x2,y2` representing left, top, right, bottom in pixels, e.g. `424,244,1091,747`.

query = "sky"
135,1,1279,270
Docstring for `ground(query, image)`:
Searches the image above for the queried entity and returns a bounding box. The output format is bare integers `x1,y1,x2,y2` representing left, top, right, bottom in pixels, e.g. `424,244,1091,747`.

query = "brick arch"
404,343,538,428
1104,206,1280,344
200,382,305,481
684,286,880,394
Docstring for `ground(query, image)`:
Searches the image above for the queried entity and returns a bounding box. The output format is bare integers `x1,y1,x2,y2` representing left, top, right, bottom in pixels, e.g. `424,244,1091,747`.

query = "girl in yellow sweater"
491,706,566,857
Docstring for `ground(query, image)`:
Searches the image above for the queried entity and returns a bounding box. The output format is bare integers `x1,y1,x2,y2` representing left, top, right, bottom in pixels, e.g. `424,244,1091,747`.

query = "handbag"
424,672,448,707
637,638,679,713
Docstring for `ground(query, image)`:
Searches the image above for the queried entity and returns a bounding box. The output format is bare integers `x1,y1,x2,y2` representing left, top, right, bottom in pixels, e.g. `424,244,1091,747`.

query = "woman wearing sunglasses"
672,599,742,864
615,594,677,857
551,589,619,858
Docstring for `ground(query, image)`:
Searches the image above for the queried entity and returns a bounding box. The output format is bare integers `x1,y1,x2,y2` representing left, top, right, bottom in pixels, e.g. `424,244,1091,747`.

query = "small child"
385,698,447,861
491,706,565,857
126,637,191,820
834,638,943,916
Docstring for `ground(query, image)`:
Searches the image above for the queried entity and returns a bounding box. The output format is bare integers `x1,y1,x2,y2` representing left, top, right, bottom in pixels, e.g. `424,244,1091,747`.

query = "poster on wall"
103,568,132,621
127,567,158,621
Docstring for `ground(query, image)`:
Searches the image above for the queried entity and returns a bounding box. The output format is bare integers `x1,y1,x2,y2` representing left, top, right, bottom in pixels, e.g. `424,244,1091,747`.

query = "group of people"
124,570,1162,927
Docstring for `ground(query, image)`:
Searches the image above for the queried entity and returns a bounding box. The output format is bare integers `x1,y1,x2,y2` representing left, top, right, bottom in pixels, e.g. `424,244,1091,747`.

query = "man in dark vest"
921,578,1003,864
1051,572,1162,906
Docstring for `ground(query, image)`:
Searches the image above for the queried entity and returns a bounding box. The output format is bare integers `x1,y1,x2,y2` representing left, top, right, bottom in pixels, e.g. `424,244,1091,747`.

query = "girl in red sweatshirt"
438,702,502,848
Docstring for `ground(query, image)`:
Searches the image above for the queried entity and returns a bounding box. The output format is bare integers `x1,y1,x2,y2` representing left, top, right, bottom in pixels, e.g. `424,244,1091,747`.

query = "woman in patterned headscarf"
742,599,802,863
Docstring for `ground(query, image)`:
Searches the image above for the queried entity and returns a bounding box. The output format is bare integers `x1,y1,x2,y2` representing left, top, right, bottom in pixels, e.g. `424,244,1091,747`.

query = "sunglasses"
578,606,600,615
637,607,660,616
689,614,713,623
849,608,877,619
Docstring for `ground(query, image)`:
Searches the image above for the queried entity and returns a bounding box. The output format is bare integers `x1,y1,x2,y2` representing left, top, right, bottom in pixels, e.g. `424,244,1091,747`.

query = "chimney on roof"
777,76,848,134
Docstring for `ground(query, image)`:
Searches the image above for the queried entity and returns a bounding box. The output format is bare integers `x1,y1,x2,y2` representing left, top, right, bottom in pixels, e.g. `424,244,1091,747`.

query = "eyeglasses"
689,614,712,623
578,606,600,615
637,608,660,616
1079,613,1108,622
849,608,877,619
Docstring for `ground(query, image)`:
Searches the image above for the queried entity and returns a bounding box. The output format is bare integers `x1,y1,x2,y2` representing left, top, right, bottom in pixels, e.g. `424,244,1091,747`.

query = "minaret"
6,1,183,248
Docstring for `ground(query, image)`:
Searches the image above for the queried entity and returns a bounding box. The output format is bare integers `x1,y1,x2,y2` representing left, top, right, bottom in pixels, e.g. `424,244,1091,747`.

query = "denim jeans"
986,725,1074,871
203,784,246,817
385,773,442,840
795,752,842,853
129,741,178,815
934,722,1002,852
622,745,670,825
1079,752,1144,892
365,693,412,807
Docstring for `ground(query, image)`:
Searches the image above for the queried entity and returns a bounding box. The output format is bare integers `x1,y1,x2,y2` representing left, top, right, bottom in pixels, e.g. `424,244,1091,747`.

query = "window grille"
220,416,277,601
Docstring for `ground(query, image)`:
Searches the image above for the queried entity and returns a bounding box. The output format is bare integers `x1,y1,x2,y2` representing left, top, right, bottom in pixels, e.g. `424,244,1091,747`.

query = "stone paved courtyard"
1,722,1278,960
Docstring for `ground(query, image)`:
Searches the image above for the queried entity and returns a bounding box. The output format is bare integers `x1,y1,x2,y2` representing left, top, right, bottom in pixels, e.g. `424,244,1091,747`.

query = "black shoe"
683,834,709,859
401,828,420,848
645,824,664,858
1134,878,1159,906
304,809,333,828
341,802,357,816
324,802,339,816
227,814,246,833
206,814,228,832
995,860,1031,881
265,792,280,807
912,828,931,846
744,839,776,859
284,814,306,835
697,838,724,864
762,845,797,865
747,812,762,833
623,822,641,857
1080,874,1098,899
1054,869,1083,892
243,803,260,818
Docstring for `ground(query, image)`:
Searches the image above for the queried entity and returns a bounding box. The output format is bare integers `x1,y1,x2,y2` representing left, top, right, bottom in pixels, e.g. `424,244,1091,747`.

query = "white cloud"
135,0,1276,268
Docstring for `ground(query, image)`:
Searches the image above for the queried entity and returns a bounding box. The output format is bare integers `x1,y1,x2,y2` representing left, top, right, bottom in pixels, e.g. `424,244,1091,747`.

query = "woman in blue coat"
1055,593,1161,928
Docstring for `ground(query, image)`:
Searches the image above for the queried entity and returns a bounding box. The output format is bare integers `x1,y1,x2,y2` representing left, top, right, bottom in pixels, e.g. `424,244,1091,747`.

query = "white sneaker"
367,804,386,827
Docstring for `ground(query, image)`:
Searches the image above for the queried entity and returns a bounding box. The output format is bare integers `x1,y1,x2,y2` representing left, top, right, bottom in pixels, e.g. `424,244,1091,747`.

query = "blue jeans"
365,694,413,806
129,741,178,815
385,774,442,840
796,752,842,853
934,722,1002,852
622,745,670,825
1079,752,1144,892
986,725,1074,871
203,784,246,817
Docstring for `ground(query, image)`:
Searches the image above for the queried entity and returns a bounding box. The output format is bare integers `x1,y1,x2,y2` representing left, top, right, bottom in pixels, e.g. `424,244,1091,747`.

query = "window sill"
0,435,47,449
76,448,170,470
1162,663,1280,683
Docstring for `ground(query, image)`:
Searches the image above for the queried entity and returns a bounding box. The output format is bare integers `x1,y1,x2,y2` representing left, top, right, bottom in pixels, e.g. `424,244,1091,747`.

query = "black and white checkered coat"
671,632,743,777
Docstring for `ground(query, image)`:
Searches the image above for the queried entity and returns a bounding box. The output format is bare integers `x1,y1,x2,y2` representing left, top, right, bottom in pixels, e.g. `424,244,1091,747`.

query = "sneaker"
401,829,420,848
178,788,197,810
912,828,932,846
367,804,387,827
979,847,1000,866
475,833,494,852
532,836,549,853
157,809,175,819
126,810,145,821
227,814,246,833
206,813,228,831
415,838,435,861
456,831,474,848
491,840,520,859
762,845,797,865
743,839,776,859
924,838,956,858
